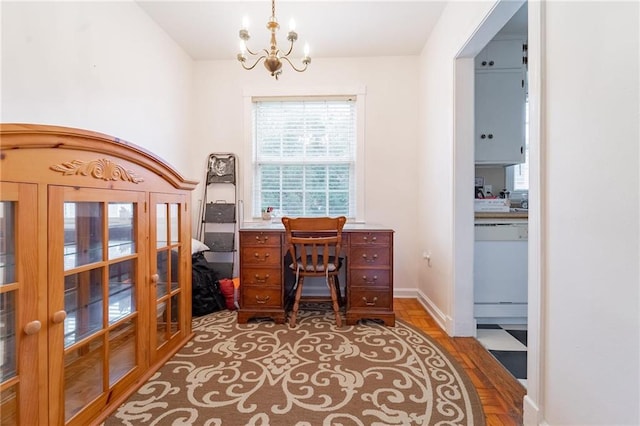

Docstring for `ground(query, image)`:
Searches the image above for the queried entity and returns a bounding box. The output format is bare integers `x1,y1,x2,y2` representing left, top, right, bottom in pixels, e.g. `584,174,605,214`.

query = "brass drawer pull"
362,235,377,243
253,252,270,261
361,253,378,263
255,235,269,244
362,275,378,284
254,274,270,283
362,296,378,306
255,295,271,304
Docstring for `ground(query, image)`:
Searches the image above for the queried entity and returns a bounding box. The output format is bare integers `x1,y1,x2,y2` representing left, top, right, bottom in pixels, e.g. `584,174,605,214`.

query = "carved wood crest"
50,158,144,183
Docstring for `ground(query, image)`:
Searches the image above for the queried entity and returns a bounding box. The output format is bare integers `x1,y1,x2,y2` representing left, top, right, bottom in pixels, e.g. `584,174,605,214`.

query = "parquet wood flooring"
394,298,525,426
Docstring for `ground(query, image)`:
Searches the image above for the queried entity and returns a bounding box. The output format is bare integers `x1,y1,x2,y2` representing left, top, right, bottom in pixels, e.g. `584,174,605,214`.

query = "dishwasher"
474,222,528,324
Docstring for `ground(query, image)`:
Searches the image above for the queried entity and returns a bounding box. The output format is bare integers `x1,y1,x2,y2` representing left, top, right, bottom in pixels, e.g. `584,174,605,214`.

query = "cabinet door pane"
0,201,16,285
108,203,135,259
108,260,135,324
108,319,136,385
156,302,168,348
0,385,18,425
0,292,16,381
64,202,103,270
156,204,168,248
169,204,179,244
170,294,180,335
64,336,104,421
155,250,170,299
64,269,104,347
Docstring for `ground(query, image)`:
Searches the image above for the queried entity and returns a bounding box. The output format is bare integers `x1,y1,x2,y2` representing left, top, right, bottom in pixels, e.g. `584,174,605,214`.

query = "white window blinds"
252,98,356,218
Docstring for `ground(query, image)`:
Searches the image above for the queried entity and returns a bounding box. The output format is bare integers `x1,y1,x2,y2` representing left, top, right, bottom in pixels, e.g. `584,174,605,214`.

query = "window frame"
506,94,529,200
242,86,366,223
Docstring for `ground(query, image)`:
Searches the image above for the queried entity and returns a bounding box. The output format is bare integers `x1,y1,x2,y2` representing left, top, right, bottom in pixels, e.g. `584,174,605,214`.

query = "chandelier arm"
281,56,309,73
244,45,262,56
281,39,294,57
240,56,268,71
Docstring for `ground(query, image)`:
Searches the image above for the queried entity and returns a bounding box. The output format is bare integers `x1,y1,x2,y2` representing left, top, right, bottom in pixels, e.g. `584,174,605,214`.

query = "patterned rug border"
106,306,486,426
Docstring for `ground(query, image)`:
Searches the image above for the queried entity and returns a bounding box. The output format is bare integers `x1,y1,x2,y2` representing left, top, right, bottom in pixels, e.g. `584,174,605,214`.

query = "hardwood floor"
394,297,525,426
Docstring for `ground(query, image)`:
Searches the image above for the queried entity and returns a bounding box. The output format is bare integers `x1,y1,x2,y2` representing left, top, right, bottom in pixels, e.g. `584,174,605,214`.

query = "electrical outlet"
484,184,492,195
423,251,432,267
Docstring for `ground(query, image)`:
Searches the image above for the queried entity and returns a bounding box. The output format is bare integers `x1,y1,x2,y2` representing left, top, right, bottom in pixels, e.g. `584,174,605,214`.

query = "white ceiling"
135,1,449,61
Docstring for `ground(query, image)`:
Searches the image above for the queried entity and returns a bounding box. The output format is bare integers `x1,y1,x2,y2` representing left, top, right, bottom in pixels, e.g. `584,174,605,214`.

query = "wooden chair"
282,216,347,327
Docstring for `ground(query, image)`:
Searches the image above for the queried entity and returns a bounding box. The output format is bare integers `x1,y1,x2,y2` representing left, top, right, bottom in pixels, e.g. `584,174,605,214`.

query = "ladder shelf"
198,153,237,279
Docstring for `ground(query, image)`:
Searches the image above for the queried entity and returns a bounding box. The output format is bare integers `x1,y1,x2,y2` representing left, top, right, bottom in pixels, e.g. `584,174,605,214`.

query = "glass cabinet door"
48,186,146,425
0,183,39,426
149,193,189,362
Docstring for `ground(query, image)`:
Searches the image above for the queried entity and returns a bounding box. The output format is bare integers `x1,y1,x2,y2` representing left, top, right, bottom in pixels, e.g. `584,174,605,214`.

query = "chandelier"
236,0,311,80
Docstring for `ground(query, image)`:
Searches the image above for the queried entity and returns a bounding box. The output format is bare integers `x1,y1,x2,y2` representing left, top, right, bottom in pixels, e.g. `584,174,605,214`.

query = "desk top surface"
240,221,394,232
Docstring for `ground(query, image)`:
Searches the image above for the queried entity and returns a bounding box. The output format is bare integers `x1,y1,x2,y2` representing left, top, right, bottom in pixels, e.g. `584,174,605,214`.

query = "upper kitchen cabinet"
475,70,526,165
474,38,526,70
475,37,527,166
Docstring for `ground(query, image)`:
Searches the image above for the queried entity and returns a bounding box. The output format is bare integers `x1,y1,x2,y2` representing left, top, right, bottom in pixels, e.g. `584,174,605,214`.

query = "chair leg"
328,276,342,327
333,275,343,307
289,276,305,327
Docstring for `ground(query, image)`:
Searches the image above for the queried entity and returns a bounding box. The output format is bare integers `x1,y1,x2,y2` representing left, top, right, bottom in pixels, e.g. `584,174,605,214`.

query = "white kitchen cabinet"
475,38,525,70
475,70,526,165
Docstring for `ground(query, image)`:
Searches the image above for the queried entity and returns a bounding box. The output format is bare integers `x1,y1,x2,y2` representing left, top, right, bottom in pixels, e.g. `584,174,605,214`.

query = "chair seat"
289,255,342,273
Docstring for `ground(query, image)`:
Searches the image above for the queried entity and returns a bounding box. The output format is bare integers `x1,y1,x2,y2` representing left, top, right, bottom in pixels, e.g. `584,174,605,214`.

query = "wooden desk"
237,222,395,326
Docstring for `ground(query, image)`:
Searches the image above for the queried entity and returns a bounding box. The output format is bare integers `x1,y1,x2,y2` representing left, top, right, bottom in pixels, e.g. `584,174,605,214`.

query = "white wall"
191,57,421,292
417,1,497,333
420,0,639,424
1,1,195,176
541,2,639,424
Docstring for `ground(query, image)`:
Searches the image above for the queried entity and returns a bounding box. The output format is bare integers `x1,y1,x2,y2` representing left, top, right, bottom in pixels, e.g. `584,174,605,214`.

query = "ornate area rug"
105,305,485,425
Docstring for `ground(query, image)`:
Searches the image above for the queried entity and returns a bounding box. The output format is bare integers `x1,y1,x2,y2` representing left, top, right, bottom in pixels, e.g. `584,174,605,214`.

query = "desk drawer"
349,288,392,310
349,247,391,267
241,268,281,287
240,231,281,247
348,269,390,288
350,232,391,247
241,287,281,308
240,246,281,266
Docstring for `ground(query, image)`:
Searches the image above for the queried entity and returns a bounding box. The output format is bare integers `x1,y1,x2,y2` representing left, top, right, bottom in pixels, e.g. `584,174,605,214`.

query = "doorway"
472,3,529,388
452,0,542,422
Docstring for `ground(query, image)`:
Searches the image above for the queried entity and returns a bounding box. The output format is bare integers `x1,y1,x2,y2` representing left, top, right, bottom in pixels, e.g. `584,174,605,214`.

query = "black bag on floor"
191,252,226,316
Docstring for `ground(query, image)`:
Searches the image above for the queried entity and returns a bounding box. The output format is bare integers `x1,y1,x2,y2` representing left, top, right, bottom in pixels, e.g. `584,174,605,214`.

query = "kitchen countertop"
475,211,528,219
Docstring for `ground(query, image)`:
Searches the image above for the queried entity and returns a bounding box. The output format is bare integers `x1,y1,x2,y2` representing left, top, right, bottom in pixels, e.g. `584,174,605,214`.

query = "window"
508,145,529,192
507,96,529,195
251,98,357,218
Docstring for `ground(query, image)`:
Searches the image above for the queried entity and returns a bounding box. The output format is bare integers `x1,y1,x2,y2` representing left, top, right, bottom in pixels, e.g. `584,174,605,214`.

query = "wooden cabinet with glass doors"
0,124,197,425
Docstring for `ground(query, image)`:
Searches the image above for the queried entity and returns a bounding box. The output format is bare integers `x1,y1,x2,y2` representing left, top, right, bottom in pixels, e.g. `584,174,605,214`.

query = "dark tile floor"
476,324,527,387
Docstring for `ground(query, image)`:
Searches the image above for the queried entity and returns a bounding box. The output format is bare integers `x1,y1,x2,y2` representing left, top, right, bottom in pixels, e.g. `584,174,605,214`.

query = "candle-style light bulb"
289,18,296,31
241,16,249,30
304,43,310,58
239,40,246,54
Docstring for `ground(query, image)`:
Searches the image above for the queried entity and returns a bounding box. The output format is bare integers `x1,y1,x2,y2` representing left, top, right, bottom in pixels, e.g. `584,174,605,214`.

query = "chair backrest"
281,216,347,275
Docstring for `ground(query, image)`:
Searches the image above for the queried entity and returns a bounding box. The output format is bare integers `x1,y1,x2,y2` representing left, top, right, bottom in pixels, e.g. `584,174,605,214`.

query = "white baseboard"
523,395,544,425
392,287,419,299
411,289,452,333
